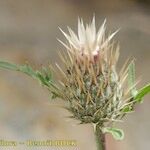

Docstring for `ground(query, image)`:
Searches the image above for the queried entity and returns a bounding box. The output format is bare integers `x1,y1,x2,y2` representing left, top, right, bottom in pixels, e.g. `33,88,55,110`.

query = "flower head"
55,17,135,127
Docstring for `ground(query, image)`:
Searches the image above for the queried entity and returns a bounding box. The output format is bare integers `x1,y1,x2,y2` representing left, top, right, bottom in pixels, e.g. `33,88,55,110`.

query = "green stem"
94,124,106,150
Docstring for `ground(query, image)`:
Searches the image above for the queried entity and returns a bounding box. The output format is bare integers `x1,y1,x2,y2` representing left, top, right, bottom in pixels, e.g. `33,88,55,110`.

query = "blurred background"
0,0,149,150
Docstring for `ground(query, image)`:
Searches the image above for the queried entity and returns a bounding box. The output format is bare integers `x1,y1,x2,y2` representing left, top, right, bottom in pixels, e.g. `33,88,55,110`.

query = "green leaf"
0,61,18,71
128,61,138,97
103,127,124,140
0,60,62,99
134,83,150,103
0,61,37,78
0,60,53,87
18,64,38,79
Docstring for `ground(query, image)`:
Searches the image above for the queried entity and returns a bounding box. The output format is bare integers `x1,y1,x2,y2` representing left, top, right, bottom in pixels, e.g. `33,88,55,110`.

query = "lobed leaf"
103,127,124,140
0,60,53,88
0,61,37,78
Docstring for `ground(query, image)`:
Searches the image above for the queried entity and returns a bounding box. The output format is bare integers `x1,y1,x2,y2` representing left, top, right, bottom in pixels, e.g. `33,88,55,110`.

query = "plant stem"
94,124,106,150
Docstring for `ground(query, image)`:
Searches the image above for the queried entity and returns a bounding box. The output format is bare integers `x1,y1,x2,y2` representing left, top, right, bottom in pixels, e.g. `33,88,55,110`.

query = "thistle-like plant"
0,17,150,150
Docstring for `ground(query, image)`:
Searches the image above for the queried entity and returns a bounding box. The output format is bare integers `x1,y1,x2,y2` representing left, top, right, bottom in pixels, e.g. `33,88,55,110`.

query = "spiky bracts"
57,47,130,126
55,18,135,126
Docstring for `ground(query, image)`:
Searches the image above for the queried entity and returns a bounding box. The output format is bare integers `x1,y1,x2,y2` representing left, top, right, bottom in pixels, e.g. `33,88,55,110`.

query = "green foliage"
0,60,60,99
0,61,19,71
134,84,150,103
127,61,150,110
128,61,138,97
103,127,124,140
0,61,51,86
